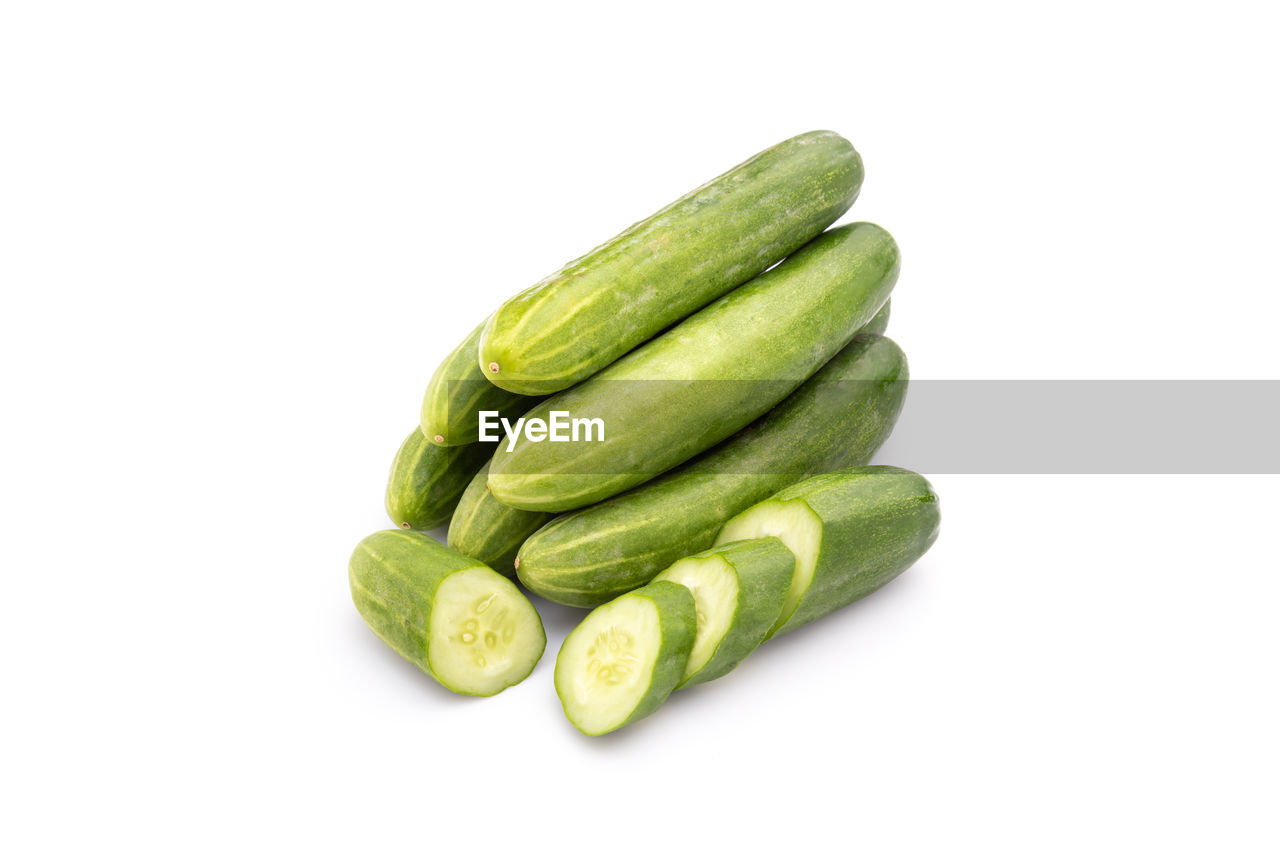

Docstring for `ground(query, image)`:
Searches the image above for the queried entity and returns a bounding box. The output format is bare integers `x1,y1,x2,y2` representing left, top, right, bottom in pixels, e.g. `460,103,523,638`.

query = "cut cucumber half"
716,466,940,637
653,538,794,687
349,529,545,696
554,581,695,735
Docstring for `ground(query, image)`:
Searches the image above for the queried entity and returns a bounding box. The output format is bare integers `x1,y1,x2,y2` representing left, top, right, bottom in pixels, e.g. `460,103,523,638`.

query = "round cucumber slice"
427,567,545,695
716,500,822,637
654,537,794,686
554,581,695,735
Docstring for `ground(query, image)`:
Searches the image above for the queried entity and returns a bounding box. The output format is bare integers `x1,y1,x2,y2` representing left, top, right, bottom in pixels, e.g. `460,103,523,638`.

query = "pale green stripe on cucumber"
479,130,865,396
652,538,794,687
716,466,940,637
555,580,696,735
385,427,491,530
488,222,901,512
447,460,554,577
349,529,545,696
420,320,543,446
516,332,909,607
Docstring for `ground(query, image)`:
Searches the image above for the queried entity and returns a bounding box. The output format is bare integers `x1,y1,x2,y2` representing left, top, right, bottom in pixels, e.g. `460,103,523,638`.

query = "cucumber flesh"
555,581,695,735
427,567,545,695
716,500,821,637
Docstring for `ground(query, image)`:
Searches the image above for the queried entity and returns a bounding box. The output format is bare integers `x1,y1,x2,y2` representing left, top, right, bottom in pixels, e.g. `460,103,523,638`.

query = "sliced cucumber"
652,538,794,687
554,581,695,735
716,466,940,637
349,529,545,696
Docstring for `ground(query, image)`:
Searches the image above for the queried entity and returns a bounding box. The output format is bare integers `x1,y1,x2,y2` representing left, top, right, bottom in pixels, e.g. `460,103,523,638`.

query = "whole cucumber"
420,320,542,446
447,461,555,576
488,222,900,511
516,333,909,607
385,427,490,530
480,131,864,395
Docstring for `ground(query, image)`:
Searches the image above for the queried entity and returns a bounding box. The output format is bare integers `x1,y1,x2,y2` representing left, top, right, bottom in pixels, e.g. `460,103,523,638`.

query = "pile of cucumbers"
349,131,940,734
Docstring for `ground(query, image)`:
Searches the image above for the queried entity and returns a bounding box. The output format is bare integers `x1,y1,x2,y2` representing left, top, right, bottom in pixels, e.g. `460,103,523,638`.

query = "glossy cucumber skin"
447,461,554,577
420,321,542,446
479,131,864,396
656,538,794,688
385,428,491,530
555,581,696,735
762,466,940,637
516,333,908,607
488,222,900,512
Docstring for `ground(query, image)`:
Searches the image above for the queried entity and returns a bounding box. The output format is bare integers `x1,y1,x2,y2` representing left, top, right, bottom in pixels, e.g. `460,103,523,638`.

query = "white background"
2,2,1277,850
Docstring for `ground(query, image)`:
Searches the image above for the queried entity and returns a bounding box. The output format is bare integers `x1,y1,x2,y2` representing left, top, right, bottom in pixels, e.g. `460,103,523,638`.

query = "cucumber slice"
554,581,695,735
716,466,940,637
349,529,545,696
716,500,822,637
653,538,794,687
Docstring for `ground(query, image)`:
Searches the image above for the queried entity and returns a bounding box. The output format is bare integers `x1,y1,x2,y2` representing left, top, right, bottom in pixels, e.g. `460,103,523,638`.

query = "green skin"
348,529,546,695
655,538,794,688
480,130,864,396
862,299,891,336
733,466,941,637
516,333,909,607
447,460,554,577
488,222,901,512
420,320,543,446
555,581,696,735
385,427,491,530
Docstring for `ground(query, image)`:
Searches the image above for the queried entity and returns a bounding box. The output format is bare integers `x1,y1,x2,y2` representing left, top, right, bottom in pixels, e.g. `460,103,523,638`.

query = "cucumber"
480,131,864,396
516,333,908,607
420,320,542,446
349,529,546,696
447,460,555,576
715,466,940,637
554,581,696,735
651,538,794,687
488,222,900,511
385,427,490,530
862,298,890,336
